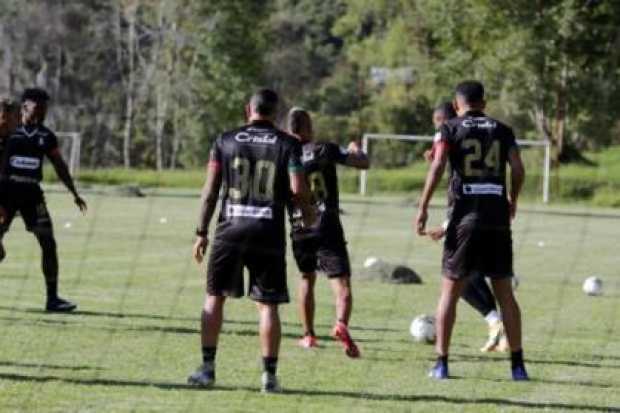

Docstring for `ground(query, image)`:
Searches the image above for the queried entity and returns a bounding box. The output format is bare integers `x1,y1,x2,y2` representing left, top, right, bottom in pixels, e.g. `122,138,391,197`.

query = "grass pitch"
0,188,618,412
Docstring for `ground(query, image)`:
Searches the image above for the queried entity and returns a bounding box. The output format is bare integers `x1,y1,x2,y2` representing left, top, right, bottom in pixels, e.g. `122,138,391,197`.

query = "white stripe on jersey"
226,204,273,219
462,183,503,196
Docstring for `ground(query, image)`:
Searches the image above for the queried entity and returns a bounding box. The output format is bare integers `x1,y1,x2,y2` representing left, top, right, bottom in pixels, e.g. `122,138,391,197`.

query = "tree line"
1,0,618,169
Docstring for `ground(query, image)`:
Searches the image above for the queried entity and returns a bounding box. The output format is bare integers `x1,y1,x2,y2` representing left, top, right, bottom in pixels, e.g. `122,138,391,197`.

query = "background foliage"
1,0,619,168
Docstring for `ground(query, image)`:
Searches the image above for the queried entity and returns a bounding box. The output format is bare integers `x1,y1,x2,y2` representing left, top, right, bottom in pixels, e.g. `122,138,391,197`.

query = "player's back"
213,120,301,249
441,111,517,228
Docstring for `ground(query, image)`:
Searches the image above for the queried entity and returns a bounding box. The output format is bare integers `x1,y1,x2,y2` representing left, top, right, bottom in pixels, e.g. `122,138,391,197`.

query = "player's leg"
248,250,289,392
431,275,467,378
430,218,473,378
298,271,318,347
320,237,360,358
329,275,360,358
0,202,17,263
486,229,528,380
21,193,76,312
188,241,243,388
461,276,505,352
292,237,320,347
256,301,282,392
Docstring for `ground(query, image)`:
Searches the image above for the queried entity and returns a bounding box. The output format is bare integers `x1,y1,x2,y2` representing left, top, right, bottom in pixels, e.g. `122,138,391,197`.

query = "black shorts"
206,238,289,304
442,217,513,280
0,183,53,237
291,230,351,278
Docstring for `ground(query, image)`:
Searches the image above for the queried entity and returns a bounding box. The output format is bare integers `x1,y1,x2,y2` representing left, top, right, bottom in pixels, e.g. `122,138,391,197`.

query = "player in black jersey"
416,81,528,380
0,98,20,242
426,102,508,353
0,88,87,312
286,108,369,358
187,89,315,393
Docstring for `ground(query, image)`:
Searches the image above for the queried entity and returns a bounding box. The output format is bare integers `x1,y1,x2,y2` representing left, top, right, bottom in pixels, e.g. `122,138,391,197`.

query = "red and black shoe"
331,322,361,358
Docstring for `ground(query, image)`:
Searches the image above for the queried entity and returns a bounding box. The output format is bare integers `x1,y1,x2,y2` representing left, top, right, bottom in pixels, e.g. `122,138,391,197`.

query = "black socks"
263,357,278,375
511,349,524,369
202,346,217,365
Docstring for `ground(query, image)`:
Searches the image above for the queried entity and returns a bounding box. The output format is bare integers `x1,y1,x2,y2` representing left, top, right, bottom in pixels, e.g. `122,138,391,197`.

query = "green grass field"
0,189,619,412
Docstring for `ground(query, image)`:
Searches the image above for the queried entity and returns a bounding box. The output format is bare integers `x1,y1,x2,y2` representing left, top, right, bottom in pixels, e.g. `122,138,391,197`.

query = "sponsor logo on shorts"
463,183,503,196
226,204,273,219
9,156,40,170
234,132,277,145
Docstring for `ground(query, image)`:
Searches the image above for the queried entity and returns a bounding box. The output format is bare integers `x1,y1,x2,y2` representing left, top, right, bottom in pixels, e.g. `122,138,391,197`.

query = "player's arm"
193,159,222,263
343,141,370,170
290,171,317,228
415,141,449,235
47,150,87,213
507,147,525,219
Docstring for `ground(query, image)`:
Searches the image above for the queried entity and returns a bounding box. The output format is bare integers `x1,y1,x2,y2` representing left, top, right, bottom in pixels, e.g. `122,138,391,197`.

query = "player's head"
432,101,457,129
21,87,50,125
454,80,486,115
0,97,19,137
247,88,279,122
287,107,313,142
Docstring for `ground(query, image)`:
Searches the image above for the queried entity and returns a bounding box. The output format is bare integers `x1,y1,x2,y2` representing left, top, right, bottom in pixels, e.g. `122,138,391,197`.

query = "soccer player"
426,102,508,353
187,89,315,393
0,88,86,312
0,98,20,235
415,81,528,380
286,108,369,358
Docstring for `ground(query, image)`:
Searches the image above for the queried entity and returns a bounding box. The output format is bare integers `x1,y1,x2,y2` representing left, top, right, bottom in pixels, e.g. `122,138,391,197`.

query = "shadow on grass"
0,306,400,333
0,371,617,412
448,353,620,370
0,360,104,371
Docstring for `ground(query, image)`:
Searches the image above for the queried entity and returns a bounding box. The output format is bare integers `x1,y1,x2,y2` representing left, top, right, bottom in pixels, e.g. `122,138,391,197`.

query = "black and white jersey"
439,111,517,228
0,124,59,183
211,120,303,250
289,141,348,237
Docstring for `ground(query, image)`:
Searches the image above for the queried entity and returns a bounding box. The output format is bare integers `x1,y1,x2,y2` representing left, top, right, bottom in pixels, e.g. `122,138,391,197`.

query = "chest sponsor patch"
234,132,277,145
9,156,40,170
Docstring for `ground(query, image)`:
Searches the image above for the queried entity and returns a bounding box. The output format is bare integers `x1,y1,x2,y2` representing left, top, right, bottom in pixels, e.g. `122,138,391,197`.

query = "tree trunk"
122,3,137,169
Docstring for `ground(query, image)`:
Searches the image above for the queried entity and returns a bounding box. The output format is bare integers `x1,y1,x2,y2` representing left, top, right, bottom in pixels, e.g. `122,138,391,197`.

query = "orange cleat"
298,335,319,349
331,322,361,358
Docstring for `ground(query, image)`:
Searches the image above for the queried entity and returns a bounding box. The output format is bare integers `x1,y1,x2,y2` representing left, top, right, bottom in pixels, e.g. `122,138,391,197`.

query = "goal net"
56,132,82,176
359,133,551,203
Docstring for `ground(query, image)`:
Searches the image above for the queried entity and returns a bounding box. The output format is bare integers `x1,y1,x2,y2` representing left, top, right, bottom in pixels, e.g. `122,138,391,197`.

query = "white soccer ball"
363,256,381,269
64,221,72,229
409,314,436,344
159,217,168,224
583,276,603,296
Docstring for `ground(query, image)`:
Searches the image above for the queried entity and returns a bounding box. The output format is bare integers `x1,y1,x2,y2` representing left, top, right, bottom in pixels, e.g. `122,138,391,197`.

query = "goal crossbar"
360,133,551,203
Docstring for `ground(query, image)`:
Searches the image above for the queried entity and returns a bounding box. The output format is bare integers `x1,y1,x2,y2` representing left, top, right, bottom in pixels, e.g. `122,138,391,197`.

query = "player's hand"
509,198,517,220
423,149,434,163
347,140,362,154
193,236,209,264
415,208,428,236
74,196,87,214
426,227,445,241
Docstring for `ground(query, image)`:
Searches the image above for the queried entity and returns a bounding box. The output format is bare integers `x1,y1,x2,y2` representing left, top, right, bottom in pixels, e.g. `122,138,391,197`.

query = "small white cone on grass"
364,256,384,270
64,222,72,229
537,241,546,248
159,217,168,224
583,276,603,296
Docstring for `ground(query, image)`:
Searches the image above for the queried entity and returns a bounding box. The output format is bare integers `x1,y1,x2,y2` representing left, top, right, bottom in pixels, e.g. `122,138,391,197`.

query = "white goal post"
359,133,551,203
56,132,82,175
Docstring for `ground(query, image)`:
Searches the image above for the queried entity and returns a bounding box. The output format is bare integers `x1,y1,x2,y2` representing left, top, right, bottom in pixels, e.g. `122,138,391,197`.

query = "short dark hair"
455,81,485,105
250,88,279,117
287,107,311,135
435,101,457,119
0,97,18,113
21,87,50,103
